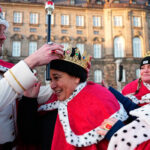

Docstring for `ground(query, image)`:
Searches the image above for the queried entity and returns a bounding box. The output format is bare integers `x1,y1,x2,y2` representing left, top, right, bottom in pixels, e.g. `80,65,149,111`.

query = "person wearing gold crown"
17,47,128,150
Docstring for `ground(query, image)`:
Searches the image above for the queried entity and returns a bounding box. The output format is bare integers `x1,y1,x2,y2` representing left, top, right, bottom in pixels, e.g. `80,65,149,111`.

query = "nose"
143,67,149,72
50,80,56,89
0,33,6,41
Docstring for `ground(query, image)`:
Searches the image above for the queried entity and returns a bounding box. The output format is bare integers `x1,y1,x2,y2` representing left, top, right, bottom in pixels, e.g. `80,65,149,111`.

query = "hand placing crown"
63,46,91,70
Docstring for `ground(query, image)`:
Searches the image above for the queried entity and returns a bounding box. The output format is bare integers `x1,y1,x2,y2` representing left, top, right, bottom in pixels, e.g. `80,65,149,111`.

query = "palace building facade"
0,0,150,89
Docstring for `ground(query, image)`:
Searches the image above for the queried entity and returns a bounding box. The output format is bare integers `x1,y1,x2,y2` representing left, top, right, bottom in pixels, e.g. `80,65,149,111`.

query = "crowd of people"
0,5,150,150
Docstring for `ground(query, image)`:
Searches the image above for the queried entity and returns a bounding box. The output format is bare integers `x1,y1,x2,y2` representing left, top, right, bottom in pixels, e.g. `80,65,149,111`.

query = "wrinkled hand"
24,82,41,98
97,117,118,136
24,43,64,69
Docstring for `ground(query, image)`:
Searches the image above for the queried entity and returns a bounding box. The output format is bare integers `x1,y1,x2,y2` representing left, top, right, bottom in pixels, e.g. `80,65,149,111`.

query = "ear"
75,77,80,84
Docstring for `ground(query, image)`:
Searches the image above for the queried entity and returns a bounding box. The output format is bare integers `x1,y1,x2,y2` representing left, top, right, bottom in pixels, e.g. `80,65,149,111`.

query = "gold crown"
63,46,91,69
145,51,150,57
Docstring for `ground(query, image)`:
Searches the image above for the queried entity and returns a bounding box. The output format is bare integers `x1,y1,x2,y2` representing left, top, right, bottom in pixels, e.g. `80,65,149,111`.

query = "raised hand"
24,43,64,69
24,82,41,98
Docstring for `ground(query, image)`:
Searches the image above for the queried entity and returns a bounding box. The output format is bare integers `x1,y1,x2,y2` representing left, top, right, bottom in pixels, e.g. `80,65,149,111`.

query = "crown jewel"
63,46,91,70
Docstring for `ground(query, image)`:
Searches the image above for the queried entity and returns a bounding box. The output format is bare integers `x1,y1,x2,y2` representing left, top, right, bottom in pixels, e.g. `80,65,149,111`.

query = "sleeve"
37,84,53,104
0,61,38,110
0,78,18,110
107,118,150,150
105,120,125,141
108,86,139,114
17,96,40,144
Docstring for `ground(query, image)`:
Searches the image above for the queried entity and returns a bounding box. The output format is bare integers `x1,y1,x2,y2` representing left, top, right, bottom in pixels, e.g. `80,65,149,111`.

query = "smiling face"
140,64,150,84
50,69,80,101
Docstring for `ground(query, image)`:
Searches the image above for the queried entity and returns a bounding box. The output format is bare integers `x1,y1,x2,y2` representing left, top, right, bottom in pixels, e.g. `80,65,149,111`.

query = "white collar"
143,82,150,90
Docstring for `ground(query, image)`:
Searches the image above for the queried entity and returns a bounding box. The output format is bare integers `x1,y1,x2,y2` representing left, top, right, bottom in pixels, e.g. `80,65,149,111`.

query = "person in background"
17,46,128,150
120,52,150,149
0,6,64,150
122,53,150,107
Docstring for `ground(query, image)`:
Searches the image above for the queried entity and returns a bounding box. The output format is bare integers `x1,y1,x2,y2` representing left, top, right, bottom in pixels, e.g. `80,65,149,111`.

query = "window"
136,69,140,79
114,16,122,27
114,37,124,58
132,0,136,4
96,0,102,4
148,18,150,28
61,42,69,51
77,30,82,34
76,43,84,55
76,16,84,27
2,11,5,19
93,16,101,27
30,28,37,32
61,30,67,34
113,0,119,3
14,12,22,23
133,17,141,27
46,14,54,25
12,41,21,57
13,27,20,32
29,42,37,55
133,37,142,57
30,13,38,24
93,44,101,58
94,31,99,35
122,69,126,82
61,15,69,26
94,70,102,83
70,0,75,4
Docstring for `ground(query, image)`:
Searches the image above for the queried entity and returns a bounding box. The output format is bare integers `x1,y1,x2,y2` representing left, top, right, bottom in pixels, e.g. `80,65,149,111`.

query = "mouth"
54,90,62,96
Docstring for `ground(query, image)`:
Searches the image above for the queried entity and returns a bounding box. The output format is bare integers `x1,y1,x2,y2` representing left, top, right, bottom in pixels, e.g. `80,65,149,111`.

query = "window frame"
93,44,101,58
29,41,37,55
13,12,23,24
30,13,39,25
12,41,21,57
76,15,84,27
61,14,69,26
94,70,102,83
114,37,125,58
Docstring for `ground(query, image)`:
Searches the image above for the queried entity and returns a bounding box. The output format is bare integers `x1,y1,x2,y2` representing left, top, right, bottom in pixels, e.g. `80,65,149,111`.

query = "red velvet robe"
51,81,120,150
0,59,14,69
122,79,150,105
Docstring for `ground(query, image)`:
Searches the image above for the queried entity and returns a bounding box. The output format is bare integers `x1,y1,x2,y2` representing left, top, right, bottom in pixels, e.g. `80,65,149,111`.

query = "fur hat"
0,7,9,30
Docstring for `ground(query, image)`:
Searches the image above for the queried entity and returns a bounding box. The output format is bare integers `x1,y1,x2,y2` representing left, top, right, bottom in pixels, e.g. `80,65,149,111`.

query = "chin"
143,79,150,84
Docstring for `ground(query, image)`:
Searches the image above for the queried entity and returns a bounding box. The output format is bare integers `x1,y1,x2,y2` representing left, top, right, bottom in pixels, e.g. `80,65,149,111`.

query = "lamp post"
45,0,54,80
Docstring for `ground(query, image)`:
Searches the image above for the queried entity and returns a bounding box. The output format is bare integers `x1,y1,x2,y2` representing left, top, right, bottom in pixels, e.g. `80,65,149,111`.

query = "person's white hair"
0,7,9,30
